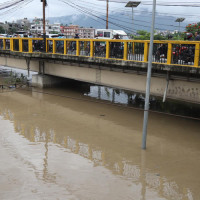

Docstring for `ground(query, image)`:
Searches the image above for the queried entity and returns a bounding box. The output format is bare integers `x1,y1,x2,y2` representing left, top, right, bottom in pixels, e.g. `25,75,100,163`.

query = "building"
61,25,95,38
16,18,31,31
30,18,61,35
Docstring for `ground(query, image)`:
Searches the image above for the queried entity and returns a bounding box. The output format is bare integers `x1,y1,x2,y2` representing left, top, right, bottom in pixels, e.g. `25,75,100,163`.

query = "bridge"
0,37,200,103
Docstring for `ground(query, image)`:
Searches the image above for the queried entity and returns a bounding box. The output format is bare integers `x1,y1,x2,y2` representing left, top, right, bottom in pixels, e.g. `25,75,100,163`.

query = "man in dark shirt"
195,32,200,41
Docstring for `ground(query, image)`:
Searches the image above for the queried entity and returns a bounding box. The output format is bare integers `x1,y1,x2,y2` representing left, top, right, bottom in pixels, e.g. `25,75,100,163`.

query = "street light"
125,1,141,37
142,0,156,150
175,17,185,40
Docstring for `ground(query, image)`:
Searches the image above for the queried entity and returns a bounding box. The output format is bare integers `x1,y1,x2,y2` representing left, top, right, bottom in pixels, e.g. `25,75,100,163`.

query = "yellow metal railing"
0,37,200,68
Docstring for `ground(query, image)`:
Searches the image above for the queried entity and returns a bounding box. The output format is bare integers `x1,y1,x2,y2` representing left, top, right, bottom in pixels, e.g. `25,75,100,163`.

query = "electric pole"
41,0,47,52
106,0,109,29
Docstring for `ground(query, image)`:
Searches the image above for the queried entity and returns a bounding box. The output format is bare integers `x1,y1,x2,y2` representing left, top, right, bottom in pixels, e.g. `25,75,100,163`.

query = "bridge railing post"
53,39,56,54
46,38,48,53
194,43,200,67
144,42,148,62
10,38,13,51
132,42,135,55
167,42,172,65
76,40,80,56
28,39,33,53
19,38,23,52
3,39,6,50
123,42,128,60
106,41,110,59
90,40,94,57
64,40,67,55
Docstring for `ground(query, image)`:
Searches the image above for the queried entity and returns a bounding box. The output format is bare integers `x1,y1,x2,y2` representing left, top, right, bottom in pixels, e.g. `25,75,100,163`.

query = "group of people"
186,32,200,41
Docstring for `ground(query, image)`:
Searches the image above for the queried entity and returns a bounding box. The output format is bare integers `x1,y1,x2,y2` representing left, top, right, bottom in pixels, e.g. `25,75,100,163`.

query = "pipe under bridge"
0,37,200,103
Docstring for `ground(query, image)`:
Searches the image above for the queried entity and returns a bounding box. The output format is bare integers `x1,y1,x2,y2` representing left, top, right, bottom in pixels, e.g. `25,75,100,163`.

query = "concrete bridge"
0,37,200,103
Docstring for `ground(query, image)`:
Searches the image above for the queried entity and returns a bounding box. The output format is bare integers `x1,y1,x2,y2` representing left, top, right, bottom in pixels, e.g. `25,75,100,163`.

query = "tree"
8,27,17,35
134,30,166,40
154,34,166,40
134,30,150,40
0,26,5,34
185,22,200,35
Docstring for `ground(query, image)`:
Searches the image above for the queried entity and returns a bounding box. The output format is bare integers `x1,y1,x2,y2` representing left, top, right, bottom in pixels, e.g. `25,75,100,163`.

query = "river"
0,67,200,200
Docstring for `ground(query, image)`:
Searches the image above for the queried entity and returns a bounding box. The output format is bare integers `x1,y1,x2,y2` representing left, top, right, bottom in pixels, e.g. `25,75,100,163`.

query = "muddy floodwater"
0,81,200,199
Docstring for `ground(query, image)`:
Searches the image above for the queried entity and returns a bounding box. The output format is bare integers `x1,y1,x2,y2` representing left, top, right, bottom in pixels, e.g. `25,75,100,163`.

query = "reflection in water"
1,64,200,119
86,85,200,119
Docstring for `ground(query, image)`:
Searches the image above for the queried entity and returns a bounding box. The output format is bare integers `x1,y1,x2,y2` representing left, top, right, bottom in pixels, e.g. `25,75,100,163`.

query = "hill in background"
48,12,187,34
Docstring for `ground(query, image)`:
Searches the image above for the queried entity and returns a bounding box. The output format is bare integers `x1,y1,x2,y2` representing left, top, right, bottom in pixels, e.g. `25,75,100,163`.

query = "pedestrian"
195,32,200,41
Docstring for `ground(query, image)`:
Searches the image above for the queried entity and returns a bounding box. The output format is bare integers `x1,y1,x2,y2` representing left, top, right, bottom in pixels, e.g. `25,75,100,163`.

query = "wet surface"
0,84,200,200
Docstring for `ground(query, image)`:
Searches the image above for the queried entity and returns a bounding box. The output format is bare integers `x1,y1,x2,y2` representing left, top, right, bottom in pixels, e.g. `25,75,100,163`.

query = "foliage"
49,31,59,34
3,71,26,85
133,30,167,40
133,30,150,40
132,30,185,40
154,34,166,40
185,22,200,35
0,26,5,34
8,27,17,34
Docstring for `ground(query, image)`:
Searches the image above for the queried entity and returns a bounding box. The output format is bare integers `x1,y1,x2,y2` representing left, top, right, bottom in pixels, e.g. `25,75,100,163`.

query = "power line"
60,0,137,33
63,0,184,32
71,0,186,30
0,0,33,20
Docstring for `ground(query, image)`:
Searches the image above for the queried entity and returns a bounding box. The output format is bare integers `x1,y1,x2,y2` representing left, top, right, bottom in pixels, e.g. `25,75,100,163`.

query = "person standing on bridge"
74,33,79,39
71,33,79,53
195,32,200,41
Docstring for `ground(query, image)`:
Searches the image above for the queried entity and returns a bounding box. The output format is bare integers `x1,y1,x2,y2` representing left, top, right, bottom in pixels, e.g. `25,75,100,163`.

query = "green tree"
185,22,200,35
134,30,166,40
154,34,166,40
8,27,17,34
134,30,150,40
0,26,5,34
49,31,59,34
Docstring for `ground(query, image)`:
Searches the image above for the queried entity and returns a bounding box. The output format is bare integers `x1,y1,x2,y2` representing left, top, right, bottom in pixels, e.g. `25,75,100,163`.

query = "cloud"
0,0,200,23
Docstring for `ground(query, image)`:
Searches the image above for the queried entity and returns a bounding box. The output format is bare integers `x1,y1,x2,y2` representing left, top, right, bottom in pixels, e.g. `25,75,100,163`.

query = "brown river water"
0,71,200,199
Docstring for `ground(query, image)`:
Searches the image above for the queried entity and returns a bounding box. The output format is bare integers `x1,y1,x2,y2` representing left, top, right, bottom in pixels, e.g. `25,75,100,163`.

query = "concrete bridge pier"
32,74,64,88
32,61,63,88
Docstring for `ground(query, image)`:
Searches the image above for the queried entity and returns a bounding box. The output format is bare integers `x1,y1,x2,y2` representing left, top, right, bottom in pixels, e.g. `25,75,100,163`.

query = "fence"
0,37,199,67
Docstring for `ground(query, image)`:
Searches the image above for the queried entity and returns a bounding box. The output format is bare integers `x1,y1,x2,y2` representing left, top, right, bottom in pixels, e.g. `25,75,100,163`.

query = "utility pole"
106,0,109,29
142,0,156,150
41,0,47,52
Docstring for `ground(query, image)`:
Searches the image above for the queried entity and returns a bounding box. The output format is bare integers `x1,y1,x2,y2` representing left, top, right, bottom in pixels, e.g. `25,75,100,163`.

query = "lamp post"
142,0,156,150
125,1,141,38
175,18,185,40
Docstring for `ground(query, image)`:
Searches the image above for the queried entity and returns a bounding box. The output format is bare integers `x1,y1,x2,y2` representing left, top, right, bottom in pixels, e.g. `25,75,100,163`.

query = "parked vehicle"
0,34,7,38
95,29,129,40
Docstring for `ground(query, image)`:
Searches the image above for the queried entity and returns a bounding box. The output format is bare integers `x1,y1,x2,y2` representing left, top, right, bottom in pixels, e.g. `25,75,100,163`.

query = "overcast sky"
0,0,200,23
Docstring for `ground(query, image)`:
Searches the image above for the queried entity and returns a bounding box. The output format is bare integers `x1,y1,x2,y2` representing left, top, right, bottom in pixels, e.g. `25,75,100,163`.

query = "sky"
0,0,200,23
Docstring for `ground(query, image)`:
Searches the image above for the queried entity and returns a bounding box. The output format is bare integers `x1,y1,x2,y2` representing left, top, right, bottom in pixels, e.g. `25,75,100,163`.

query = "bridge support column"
163,72,170,102
26,58,30,77
32,74,63,88
39,61,45,75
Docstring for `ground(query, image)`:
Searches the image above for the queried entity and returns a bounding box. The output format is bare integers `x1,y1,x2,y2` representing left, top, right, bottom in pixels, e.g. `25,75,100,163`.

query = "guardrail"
0,37,199,67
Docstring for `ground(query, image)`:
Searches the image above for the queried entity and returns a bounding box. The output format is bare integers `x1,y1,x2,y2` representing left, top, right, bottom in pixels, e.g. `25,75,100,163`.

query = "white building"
30,18,60,35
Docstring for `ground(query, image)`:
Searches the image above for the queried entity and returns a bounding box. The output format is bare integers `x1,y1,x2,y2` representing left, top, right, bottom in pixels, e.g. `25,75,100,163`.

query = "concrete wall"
0,56,200,103
0,56,39,72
